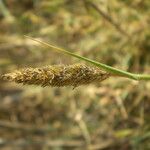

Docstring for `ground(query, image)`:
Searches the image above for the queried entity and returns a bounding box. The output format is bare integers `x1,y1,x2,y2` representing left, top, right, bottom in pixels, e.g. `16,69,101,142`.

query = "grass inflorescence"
24,36,150,81
1,64,110,87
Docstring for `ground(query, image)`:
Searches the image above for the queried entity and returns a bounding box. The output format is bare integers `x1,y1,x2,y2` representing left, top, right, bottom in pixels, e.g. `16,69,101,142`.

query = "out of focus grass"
0,0,150,150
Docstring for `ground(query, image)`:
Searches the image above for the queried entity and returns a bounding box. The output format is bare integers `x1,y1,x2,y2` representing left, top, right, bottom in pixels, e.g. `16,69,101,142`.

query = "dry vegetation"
0,0,150,150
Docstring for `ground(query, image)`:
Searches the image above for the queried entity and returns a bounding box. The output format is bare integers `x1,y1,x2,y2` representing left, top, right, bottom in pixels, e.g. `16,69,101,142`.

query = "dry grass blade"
1,64,110,87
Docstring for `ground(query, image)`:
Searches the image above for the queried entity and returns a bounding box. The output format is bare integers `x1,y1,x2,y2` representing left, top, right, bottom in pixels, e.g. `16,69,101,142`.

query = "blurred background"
0,0,150,149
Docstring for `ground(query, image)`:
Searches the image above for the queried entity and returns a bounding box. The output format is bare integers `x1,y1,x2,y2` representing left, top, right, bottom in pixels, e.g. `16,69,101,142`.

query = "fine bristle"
1,64,110,87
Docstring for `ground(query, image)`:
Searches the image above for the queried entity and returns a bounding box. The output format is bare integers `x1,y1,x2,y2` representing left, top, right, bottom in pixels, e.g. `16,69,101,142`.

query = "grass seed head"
1,64,110,87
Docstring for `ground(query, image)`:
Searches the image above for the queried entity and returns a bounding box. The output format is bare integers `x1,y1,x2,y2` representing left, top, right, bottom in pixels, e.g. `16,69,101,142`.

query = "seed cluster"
1,64,110,87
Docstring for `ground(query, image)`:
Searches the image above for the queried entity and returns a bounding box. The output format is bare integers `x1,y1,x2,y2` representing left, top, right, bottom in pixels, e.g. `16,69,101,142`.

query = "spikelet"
1,64,110,87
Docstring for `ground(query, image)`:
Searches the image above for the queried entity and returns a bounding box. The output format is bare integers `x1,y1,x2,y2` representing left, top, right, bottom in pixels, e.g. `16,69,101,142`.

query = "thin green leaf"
25,36,150,81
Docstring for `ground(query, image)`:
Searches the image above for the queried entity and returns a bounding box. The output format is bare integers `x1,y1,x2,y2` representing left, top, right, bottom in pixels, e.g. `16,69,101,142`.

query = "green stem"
25,36,150,81
135,74,150,81
0,0,14,21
